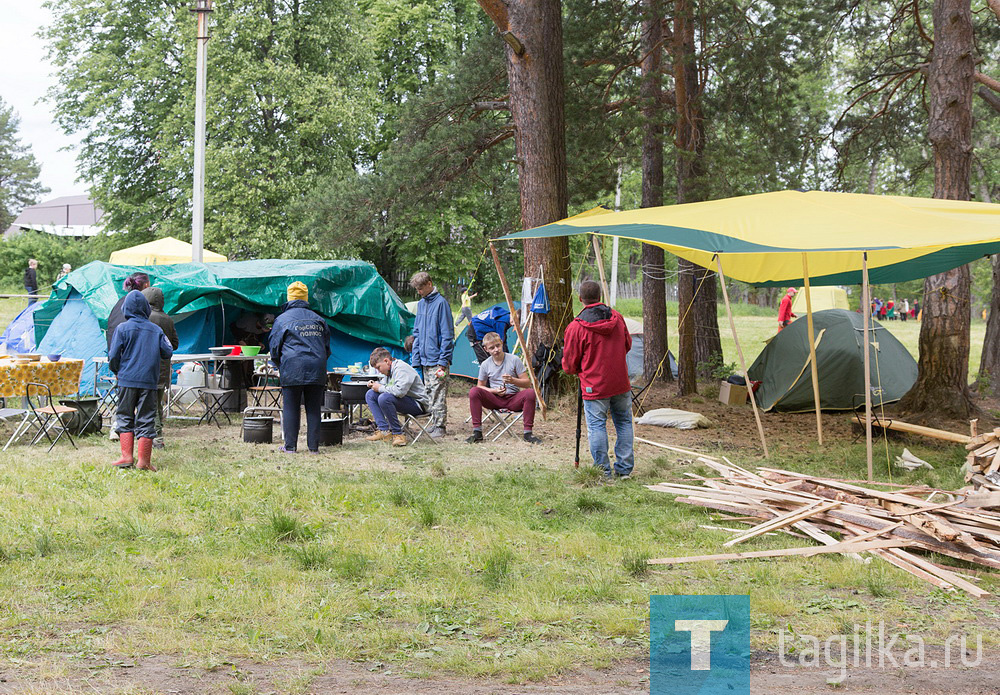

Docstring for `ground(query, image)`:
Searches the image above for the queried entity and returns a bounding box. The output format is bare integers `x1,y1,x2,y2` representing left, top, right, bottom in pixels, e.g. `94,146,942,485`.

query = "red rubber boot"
136,437,156,472
112,432,135,468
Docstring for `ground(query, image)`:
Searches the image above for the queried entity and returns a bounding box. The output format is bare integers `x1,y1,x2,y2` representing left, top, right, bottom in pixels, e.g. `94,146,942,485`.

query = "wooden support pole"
489,242,547,418
715,255,769,458
862,252,873,481
591,234,610,303
801,254,823,446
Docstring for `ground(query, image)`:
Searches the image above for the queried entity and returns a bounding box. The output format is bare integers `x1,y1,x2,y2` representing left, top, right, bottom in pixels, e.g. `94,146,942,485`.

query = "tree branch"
988,0,1000,22
977,85,1000,114
976,71,1000,94
474,0,509,32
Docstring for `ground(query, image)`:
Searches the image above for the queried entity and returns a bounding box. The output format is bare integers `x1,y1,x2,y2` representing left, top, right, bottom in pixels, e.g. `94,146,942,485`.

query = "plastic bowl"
223,345,241,356
209,347,230,357
20,354,41,362
240,345,261,357
46,354,61,362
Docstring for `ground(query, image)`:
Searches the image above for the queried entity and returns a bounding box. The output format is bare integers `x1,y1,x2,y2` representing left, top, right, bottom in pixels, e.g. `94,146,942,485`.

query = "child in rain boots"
108,290,174,471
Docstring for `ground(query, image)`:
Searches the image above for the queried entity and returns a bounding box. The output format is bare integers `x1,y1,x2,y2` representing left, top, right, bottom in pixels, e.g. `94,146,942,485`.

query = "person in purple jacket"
108,290,174,471
409,272,454,439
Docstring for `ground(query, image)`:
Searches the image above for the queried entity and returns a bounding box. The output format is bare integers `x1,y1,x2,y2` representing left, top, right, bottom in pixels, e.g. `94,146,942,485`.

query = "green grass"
0,427,996,684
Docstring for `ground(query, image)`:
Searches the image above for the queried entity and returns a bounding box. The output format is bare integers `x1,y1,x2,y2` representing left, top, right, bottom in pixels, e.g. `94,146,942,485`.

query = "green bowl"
240,345,261,357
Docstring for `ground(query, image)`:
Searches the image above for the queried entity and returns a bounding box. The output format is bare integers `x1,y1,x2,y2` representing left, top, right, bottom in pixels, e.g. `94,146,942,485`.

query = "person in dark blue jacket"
108,290,174,471
409,272,454,439
269,281,331,453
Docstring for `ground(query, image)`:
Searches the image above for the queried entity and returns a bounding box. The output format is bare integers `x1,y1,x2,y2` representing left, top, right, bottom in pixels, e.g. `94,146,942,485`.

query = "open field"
0,387,998,693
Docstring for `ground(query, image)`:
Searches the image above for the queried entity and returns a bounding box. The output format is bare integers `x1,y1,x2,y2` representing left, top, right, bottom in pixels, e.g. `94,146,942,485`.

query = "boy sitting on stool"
467,332,541,444
365,347,431,446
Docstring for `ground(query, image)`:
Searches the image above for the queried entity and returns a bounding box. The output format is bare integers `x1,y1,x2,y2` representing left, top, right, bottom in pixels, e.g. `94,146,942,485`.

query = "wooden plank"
864,418,971,444
723,500,840,547
871,548,958,592
648,538,913,566
887,548,990,598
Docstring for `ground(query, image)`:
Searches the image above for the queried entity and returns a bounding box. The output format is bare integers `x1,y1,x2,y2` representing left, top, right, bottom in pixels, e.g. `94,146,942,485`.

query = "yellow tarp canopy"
109,237,227,265
501,191,1000,286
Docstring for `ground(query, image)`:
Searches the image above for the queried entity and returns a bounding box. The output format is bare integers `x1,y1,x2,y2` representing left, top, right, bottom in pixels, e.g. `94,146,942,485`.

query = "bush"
0,231,134,290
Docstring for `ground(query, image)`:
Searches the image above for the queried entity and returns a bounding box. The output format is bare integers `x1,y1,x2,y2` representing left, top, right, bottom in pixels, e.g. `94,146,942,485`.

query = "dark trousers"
281,384,324,452
25,287,37,305
115,386,158,439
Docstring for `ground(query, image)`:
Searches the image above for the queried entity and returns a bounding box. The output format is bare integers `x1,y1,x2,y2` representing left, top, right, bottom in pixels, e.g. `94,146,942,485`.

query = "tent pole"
861,252,873,481
489,242,547,419
801,253,823,446
715,255,769,458
592,234,611,303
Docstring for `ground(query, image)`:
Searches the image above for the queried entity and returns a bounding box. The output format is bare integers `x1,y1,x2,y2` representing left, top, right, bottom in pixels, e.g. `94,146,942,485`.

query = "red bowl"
223,345,241,356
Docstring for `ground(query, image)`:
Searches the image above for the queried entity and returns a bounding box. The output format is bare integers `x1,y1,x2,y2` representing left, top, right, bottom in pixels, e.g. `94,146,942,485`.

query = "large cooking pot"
340,380,369,404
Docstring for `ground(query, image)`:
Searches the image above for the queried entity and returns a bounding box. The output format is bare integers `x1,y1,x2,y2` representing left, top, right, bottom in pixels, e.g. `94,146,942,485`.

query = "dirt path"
3,653,999,694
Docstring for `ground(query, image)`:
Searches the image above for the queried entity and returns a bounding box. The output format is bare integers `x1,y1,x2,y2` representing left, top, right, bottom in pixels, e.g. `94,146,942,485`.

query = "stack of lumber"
644,448,1000,598
965,429,1000,491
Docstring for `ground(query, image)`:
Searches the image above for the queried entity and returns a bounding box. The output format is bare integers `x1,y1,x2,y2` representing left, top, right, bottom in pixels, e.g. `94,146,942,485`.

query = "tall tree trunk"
975,162,1000,395
693,267,721,378
641,0,670,383
476,0,571,354
898,0,975,418
672,0,702,395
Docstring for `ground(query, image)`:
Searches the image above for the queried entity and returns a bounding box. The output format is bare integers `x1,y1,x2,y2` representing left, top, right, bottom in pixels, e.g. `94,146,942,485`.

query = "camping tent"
747,309,916,412
0,303,44,355
791,286,848,314
32,260,413,394
622,317,678,382
109,237,228,265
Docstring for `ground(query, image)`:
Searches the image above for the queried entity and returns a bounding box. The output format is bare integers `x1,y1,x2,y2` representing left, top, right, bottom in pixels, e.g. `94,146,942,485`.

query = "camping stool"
631,381,651,417
402,411,438,444
483,408,523,441
198,388,233,428
23,382,77,452
95,376,119,428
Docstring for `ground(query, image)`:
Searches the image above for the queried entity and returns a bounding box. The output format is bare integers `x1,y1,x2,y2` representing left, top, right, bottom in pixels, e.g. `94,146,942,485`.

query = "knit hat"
287,281,308,302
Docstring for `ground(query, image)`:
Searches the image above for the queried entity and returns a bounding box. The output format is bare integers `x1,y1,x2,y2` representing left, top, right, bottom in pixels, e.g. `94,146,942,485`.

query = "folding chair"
0,407,30,450
248,363,281,410
483,408,523,441
23,382,78,452
402,411,438,444
94,375,119,429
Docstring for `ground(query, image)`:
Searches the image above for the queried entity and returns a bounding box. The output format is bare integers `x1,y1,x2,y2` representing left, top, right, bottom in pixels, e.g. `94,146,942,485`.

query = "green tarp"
746,309,917,412
35,259,413,348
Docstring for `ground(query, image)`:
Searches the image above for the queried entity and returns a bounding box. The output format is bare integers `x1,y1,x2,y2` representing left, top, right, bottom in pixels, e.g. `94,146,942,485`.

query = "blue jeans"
366,389,424,435
582,391,634,476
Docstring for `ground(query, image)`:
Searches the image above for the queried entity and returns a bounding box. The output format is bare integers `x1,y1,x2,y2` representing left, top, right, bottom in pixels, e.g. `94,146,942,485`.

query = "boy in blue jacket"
109,290,174,471
409,272,454,439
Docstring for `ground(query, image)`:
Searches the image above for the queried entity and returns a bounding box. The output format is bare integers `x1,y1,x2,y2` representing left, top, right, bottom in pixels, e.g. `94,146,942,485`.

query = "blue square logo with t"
650,595,751,695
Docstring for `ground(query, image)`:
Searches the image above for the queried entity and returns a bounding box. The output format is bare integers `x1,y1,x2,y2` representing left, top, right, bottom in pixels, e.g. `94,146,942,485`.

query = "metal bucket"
319,417,344,446
243,416,273,444
324,390,342,411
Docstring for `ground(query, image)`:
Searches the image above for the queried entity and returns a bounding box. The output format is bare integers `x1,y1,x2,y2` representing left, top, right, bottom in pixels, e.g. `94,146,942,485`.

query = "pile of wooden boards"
965,429,1000,491
644,445,1000,598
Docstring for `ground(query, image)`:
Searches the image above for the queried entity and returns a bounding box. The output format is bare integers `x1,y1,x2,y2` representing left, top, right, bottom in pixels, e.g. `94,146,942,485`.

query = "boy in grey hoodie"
364,347,430,446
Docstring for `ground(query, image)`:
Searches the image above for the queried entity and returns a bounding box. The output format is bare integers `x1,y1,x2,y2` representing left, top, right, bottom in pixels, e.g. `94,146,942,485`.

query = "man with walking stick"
562,280,634,480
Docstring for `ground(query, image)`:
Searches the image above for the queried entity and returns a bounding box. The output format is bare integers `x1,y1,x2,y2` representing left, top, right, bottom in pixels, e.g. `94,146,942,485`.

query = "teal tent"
747,310,917,412
33,260,414,394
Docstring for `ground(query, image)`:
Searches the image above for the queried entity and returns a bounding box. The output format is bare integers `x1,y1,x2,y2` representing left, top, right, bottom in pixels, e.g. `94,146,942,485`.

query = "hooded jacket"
561,303,632,400
141,287,180,387
411,290,454,368
109,290,174,389
268,299,331,386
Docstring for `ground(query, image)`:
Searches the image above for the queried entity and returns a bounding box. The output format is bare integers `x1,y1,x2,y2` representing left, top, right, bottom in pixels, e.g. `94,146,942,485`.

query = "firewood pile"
965,429,1000,491
644,445,1000,598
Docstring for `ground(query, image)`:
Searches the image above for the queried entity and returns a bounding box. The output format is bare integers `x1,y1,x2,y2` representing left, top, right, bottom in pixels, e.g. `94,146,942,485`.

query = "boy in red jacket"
562,281,633,479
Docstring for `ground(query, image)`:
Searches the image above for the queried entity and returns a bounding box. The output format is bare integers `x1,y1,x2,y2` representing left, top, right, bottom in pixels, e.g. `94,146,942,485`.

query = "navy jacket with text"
268,299,331,386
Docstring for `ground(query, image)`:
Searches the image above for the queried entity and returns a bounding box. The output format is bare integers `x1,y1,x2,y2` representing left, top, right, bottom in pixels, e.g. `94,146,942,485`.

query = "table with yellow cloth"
0,359,84,398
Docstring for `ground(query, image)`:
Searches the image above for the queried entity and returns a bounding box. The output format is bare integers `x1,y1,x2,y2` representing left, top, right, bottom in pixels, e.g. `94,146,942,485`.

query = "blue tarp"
0,303,44,355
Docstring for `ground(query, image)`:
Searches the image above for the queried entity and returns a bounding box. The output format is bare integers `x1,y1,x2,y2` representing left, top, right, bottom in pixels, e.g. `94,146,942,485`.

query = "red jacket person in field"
561,280,634,479
777,287,797,331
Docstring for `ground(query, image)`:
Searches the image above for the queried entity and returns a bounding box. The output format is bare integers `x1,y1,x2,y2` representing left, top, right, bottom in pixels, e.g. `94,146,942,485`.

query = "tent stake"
862,252,873,481
801,254,823,445
592,234,611,303
715,256,769,458
489,242,547,419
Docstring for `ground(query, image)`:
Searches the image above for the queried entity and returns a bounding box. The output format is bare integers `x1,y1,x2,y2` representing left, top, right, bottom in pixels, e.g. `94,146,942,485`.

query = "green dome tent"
747,309,917,412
